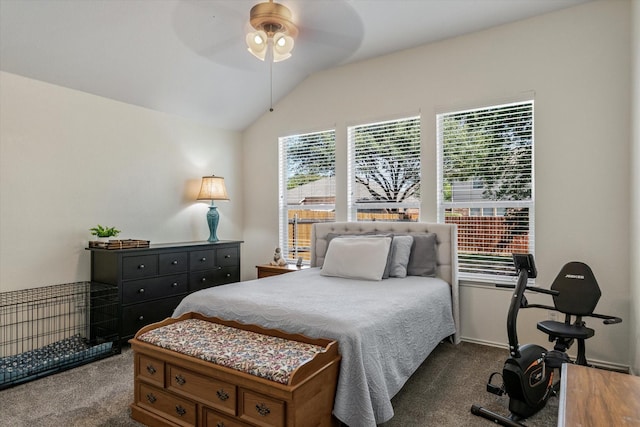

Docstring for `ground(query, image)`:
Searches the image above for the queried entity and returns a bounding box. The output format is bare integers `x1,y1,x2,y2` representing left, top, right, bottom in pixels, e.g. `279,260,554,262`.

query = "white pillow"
320,236,392,281
389,235,414,278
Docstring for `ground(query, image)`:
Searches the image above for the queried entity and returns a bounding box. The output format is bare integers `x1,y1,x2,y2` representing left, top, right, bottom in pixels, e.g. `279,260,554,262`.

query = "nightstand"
256,263,309,278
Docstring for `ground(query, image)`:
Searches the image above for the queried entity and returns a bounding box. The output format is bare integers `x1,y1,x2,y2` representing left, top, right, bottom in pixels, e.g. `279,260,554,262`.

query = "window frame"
278,129,336,263
347,115,422,222
437,100,535,283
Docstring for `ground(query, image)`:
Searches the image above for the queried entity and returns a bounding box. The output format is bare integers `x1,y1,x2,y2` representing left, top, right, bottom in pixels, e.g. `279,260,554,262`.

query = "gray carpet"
0,342,557,427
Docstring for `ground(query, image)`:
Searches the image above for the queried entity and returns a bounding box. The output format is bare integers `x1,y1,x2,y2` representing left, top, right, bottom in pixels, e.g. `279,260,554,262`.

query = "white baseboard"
460,337,630,373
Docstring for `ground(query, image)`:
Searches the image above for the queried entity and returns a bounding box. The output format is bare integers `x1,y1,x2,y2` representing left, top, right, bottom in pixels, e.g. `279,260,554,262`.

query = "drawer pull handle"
146,364,156,375
138,315,144,321
172,260,178,265
175,405,187,416
200,257,206,262
138,264,145,269
174,374,186,385
171,282,178,287
138,288,145,293
216,389,229,401
255,403,271,416
146,393,157,404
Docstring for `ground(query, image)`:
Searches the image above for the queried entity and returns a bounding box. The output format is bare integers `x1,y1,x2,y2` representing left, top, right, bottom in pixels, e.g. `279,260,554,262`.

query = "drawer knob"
146,364,156,375
138,264,145,269
200,257,206,262
217,423,225,427
224,254,231,259
138,315,144,321
217,266,222,270
255,403,271,417
216,389,229,401
172,260,178,265
174,374,186,385
201,277,207,283
175,405,187,416
171,282,178,287
226,273,231,278
138,288,145,293
146,393,157,404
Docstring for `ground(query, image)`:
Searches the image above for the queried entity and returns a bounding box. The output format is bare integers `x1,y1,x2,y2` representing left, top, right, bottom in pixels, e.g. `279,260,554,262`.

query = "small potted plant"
90,225,121,242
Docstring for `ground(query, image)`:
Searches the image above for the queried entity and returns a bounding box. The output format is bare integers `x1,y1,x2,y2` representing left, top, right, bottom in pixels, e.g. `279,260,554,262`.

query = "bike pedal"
487,383,505,396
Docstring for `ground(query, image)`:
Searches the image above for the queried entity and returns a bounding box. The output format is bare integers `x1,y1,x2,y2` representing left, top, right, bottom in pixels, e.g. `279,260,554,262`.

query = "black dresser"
87,240,242,340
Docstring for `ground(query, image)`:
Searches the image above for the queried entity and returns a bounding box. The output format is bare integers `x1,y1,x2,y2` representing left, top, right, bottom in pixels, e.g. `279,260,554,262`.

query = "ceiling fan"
172,0,363,72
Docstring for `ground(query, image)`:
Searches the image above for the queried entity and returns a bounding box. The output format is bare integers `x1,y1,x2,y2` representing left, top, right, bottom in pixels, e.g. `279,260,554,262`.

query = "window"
437,101,534,281
279,129,336,262
348,116,421,221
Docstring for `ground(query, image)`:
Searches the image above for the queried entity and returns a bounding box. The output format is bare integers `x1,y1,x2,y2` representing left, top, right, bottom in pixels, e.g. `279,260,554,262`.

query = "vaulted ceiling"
0,0,591,131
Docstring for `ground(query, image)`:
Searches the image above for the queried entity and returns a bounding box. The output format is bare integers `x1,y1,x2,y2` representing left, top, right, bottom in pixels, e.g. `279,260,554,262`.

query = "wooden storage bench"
129,312,341,427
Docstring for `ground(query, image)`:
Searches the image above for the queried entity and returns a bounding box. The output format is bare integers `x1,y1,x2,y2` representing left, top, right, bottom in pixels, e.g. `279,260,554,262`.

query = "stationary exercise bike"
471,254,622,427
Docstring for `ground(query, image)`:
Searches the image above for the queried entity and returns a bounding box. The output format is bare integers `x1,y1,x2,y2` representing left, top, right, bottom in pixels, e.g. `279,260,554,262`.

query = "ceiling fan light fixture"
246,0,297,62
246,30,268,60
272,32,294,62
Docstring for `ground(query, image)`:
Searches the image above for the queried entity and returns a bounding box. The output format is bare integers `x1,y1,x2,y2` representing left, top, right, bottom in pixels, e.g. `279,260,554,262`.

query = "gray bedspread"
173,267,456,427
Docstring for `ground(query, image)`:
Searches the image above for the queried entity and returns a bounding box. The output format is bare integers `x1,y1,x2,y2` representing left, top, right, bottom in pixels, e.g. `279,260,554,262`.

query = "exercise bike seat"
537,320,594,340
535,261,602,365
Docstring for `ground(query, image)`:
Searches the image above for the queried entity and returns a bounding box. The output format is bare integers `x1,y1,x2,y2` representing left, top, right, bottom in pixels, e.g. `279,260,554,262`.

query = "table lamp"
196,175,229,242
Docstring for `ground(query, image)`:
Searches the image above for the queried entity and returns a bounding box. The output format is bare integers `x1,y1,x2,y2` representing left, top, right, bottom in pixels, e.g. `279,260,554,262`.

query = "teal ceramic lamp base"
206,204,220,242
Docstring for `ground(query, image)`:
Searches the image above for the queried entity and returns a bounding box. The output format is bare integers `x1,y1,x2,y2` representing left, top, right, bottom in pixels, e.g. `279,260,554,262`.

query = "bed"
173,221,459,427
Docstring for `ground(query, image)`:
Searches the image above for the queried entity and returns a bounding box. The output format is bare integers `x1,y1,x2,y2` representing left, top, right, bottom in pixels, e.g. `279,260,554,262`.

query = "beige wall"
243,0,632,366
0,72,244,292
631,0,640,375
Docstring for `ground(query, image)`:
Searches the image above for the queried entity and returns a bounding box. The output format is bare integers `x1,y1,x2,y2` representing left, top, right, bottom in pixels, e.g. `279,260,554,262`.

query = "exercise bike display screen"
512,253,537,279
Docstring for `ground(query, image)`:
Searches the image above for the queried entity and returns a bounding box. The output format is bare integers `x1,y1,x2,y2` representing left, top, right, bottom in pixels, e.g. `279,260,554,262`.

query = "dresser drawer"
138,382,196,426
123,255,158,280
190,250,216,271
137,353,165,388
203,407,249,427
238,389,285,427
217,247,239,267
159,252,188,275
189,266,238,292
122,274,188,304
167,364,237,416
122,295,184,338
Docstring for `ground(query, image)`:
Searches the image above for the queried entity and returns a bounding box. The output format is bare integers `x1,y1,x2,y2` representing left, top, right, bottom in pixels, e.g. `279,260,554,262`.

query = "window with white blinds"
437,101,534,282
347,116,421,221
279,129,336,263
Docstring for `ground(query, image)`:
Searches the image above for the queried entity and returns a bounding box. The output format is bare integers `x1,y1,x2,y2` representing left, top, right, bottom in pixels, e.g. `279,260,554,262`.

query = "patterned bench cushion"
136,319,325,384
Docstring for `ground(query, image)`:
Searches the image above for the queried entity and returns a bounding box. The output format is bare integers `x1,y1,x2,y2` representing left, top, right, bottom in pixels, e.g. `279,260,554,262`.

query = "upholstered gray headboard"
311,221,460,344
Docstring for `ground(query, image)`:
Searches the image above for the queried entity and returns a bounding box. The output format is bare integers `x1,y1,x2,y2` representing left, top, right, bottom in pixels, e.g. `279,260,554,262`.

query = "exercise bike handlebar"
496,283,560,296
498,285,623,325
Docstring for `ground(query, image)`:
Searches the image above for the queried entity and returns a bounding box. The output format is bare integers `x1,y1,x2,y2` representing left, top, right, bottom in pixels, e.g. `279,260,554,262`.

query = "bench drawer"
137,353,165,387
167,364,237,416
203,407,249,427
138,383,196,426
239,388,285,427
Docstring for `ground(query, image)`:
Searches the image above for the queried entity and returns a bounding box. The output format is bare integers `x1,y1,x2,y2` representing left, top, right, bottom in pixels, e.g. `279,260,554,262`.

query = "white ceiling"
0,0,591,131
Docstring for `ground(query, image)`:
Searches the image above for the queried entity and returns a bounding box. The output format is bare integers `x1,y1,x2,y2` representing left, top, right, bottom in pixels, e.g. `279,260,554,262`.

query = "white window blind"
437,101,534,282
347,116,421,222
279,129,336,263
